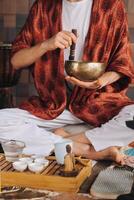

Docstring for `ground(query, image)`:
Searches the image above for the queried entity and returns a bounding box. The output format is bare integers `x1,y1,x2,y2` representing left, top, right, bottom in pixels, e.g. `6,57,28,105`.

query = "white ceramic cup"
54,139,73,164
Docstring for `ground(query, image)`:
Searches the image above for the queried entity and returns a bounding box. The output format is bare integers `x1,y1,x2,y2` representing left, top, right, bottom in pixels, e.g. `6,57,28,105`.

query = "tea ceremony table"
0,160,115,200
1,124,133,200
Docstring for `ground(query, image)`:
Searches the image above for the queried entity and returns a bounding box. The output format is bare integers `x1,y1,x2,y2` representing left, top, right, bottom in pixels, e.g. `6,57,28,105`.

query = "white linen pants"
0,108,83,155
0,108,83,130
0,105,134,154
85,104,134,151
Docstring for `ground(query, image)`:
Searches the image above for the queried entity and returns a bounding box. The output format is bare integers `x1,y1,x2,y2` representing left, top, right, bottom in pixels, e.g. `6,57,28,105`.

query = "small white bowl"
28,163,44,173
19,157,33,164
13,161,27,172
34,158,49,166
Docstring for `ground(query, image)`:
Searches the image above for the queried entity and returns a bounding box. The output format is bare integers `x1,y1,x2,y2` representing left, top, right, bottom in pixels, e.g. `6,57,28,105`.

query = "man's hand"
65,71,122,89
12,30,77,69
42,31,77,51
65,76,101,89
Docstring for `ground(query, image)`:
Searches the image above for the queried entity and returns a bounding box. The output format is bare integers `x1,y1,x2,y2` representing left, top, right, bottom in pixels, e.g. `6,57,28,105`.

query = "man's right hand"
12,31,77,69
42,31,77,51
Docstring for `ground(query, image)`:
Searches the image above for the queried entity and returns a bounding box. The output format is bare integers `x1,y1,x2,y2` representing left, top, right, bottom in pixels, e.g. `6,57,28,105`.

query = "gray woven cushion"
90,167,134,199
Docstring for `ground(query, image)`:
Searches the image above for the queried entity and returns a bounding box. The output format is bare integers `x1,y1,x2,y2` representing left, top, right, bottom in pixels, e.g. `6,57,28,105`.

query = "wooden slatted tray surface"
1,154,92,192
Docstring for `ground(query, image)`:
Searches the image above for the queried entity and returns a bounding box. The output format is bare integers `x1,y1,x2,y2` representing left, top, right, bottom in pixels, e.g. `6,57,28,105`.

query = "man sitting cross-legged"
54,105,134,165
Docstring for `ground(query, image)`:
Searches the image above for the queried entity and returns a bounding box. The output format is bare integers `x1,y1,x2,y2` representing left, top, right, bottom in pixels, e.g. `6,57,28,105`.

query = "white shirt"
62,0,93,61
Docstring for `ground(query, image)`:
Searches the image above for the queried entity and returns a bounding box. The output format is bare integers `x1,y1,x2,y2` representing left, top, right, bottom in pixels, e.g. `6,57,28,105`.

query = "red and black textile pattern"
11,0,134,126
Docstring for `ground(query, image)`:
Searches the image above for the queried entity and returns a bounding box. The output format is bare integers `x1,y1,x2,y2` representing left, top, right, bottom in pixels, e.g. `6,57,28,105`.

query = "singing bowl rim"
65,60,107,65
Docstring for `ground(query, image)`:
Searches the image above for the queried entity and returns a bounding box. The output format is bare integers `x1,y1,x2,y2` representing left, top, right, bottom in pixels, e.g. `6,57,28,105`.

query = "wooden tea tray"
0,154,92,192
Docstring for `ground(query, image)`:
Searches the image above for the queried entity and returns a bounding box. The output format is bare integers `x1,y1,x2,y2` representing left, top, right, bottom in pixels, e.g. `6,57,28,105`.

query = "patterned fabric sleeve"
107,0,134,85
11,0,39,56
10,1,40,83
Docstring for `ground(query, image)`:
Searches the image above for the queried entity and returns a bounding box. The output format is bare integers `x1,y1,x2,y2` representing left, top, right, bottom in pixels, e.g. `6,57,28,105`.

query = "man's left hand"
65,71,122,89
65,76,101,89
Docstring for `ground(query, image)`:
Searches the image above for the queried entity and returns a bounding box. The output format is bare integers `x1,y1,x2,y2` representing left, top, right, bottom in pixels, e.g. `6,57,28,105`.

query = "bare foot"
53,128,70,137
72,143,125,165
102,146,125,165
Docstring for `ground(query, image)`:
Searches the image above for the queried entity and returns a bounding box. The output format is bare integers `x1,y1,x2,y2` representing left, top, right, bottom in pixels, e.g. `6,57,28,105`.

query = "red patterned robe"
12,0,134,127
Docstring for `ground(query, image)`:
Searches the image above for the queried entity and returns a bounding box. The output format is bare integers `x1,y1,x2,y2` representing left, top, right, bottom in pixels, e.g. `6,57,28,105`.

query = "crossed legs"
54,128,125,165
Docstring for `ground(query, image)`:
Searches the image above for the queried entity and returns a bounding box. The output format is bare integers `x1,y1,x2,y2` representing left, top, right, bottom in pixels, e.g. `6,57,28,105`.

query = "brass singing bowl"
65,61,107,81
